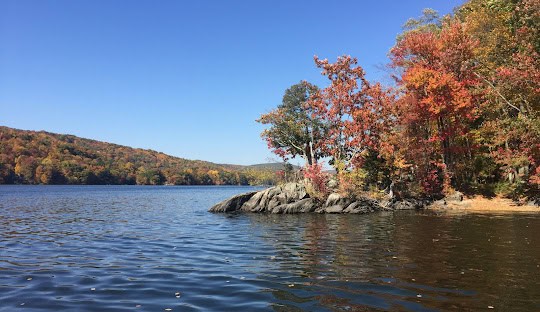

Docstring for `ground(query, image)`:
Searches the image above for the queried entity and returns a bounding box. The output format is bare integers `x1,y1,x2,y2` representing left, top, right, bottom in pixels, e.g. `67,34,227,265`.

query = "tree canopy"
257,81,326,166
260,0,539,200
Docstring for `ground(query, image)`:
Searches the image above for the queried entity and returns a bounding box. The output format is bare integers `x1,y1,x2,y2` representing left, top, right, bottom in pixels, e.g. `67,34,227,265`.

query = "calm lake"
0,186,539,311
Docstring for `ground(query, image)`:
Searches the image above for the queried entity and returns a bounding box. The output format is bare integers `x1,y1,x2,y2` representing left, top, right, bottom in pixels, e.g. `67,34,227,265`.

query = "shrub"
303,163,329,200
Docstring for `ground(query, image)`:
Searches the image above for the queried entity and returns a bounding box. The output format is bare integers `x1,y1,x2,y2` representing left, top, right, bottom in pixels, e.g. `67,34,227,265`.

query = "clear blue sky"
0,0,463,165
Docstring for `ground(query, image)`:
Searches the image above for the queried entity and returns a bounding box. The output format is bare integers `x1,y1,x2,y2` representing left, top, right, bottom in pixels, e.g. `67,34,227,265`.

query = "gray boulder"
324,205,346,213
246,182,309,213
271,198,318,214
317,193,355,213
343,198,384,214
324,193,355,207
209,191,257,213
210,182,310,213
390,198,428,210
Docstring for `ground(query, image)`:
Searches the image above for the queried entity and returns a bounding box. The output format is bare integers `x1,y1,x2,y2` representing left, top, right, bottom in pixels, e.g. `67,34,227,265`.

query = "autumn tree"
390,18,480,194
14,155,38,183
257,81,326,166
458,0,540,195
308,55,395,173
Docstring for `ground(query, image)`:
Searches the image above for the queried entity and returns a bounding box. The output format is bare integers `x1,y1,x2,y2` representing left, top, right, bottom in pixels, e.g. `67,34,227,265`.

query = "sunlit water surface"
0,186,539,311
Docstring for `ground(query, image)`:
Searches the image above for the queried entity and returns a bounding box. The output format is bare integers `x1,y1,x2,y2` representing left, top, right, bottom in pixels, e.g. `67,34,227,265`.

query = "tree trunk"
304,144,313,166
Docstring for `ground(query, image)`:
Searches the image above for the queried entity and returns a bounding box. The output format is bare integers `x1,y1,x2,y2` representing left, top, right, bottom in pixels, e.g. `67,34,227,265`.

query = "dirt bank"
430,196,539,213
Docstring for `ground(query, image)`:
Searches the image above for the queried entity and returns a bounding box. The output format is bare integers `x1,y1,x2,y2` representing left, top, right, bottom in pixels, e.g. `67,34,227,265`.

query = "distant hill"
0,126,278,185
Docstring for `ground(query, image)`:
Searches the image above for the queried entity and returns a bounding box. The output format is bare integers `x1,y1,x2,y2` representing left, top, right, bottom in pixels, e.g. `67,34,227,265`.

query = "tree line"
258,0,539,200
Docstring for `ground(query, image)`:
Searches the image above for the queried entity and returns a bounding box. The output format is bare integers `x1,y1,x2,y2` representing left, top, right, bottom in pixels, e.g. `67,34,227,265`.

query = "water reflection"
0,186,538,311
245,212,540,311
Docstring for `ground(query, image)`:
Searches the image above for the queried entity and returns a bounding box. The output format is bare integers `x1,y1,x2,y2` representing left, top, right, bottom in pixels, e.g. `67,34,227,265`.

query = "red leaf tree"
390,20,480,194
308,55,395,173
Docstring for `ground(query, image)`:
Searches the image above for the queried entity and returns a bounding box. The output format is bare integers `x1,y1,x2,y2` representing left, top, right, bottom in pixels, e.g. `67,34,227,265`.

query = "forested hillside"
0,126,277,185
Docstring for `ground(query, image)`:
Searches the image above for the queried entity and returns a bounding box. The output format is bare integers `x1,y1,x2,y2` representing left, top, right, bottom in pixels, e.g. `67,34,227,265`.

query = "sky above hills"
0,0,463,165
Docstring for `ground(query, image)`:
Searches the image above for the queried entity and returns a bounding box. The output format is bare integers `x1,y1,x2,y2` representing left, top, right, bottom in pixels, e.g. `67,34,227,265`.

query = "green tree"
257,81,327,166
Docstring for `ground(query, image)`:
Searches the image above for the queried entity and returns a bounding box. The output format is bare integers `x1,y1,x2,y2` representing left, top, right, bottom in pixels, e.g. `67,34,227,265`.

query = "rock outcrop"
389,198,431,210
209,182,422,214
240,182,309,213
209,191,257,213
313,193,386,214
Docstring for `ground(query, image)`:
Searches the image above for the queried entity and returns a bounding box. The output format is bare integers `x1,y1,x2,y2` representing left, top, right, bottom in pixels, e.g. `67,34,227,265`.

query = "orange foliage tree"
390,20,481,194
308,55,395,172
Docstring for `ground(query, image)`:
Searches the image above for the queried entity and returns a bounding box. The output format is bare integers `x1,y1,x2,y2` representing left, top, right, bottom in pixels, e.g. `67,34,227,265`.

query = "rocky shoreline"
209,182,432,214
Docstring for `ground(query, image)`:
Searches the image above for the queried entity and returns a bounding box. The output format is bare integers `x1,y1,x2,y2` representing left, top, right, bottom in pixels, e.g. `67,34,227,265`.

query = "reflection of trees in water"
379,212,540,311
245,213,410,311
245,212,540,311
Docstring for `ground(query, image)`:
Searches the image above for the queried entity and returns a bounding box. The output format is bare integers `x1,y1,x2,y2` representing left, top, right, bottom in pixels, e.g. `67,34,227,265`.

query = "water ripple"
0,185,539,311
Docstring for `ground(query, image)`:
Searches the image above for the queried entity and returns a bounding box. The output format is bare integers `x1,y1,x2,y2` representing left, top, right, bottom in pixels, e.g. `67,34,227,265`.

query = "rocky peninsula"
210,182,539,214
209,182,431,214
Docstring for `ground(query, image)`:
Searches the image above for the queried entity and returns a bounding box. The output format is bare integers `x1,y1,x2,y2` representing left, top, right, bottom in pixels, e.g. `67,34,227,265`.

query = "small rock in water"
288,284,295,287
416,294,422,298
175,292,181,298
90,288,96,291
488,306,494,309
27,277,32,281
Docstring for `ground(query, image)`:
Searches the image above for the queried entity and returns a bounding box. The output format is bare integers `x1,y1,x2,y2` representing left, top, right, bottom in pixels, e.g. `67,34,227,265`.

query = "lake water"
0,186,539,311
